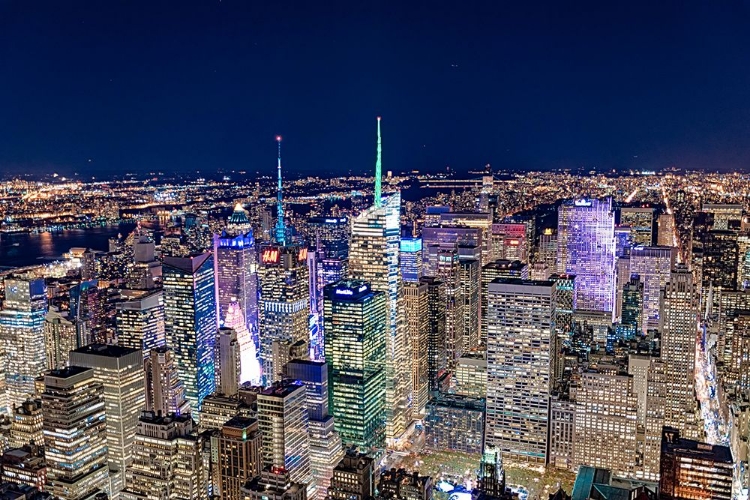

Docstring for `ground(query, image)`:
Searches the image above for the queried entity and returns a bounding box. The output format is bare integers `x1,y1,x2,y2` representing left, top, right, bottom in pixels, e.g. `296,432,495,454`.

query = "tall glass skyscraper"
0,278,48,410
399,238,423,283
163,253,217,415
213,226,257,337
557,198,616,313
324,280,387,453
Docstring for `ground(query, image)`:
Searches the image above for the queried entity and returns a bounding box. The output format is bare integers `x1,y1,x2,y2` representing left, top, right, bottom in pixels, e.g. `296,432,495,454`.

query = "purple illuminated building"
557,198,616,314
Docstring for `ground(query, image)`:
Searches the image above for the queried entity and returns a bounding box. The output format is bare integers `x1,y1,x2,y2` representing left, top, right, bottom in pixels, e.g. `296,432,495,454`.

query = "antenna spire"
275,136,286,245
375,116,382,208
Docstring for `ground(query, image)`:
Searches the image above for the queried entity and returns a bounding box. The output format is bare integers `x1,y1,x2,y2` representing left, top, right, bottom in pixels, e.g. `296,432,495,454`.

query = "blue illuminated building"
400,237,423,282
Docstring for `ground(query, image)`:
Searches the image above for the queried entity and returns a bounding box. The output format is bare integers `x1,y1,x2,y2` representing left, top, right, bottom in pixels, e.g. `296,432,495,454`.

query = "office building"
214,225,257,332
702,203,743,230
403,281,429,415
0,278,48,409
557,198,616,313
620,207,655,246
629,246,675,332
459,256,480,351
215,327,241,396
571,466,657,500
481,260,529,344
70,345,145,498
285,360,344,500
1,445,46,491
619,277,643,338
349,192,410,440
199,392,255,432
657,213,675,247
257,381,313,492
485,279,555,463
9,400,43,449
163,253,217,414
324,281,387,452
122,411,206,500
116,289,165,359
421,226,482,276
400,238,423,283
327,450,375,500
548,394,576,471
454,350,487,398
421,277,446,393
573,367,638,477
424,394,485,454
44,307,78,370
42,367,109,500
144,346,190,416
216,416,262,500
659,427,732,500
242,466,308,500
490,223,528,262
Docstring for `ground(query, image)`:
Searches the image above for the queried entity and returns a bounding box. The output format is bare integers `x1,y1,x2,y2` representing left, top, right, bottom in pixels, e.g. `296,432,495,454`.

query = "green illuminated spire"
375,116,382,208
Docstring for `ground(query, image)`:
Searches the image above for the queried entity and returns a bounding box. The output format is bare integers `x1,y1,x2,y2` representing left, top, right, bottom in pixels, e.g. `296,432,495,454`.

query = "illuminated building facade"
44,306,78,370
42,367,109,500
216,416,262,500
284,360,344,499
0,278,48,409
557,198,616,313
70,344,146,498
459,255,480,351
9,399,43,449
454,350,486,398
242,467,308,500
1,446,46,491
400,238,423,282
163,253,217,414
115,289,165,358
324,281,387,452
213,226,258,365
258,243,311,383
490,223,528,262
424,394,485,454
421,226,481,277
327,450,375,500
122,411,206,500
620,207,655,246
349,190,410,442
481,260,528,345
144,346,189,417
659,427,733,500
403,281,429,415
619,277,643,338
421,276,446,393
215,327,240,396
657,213,676,247
257,380,313,494
434,249,464,363
629,246,676,332
485,279,555,463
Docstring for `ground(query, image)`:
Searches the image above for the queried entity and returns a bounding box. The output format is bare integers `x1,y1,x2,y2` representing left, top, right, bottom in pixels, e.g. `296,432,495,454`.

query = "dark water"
0,223,136,269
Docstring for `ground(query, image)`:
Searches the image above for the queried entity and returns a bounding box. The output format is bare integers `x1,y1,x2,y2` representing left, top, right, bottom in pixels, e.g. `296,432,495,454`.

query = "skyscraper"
215,327,240,396
285,360,344,499
434,248,464,363
69,344,146,499
44,306,78,370
348,118,410,442
421,276,447,394
0,278,48,409
122,411,206,500
629,246,676,332
213,223,258,356
115,289,165,358
216,416,262,500
403,281,429,415
43,366,110,500
481,260,529,344
485,279,555,464
324,281,387,452
400,238,423,283
163,253,217,414
557,198,616,313
620,207,655,246
257,380,313,495
327,450,375,500
144,346,190,416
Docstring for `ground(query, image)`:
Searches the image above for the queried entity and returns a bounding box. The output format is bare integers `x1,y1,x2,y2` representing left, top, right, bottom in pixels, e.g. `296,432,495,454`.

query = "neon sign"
262,248,280,264
298,248,308,262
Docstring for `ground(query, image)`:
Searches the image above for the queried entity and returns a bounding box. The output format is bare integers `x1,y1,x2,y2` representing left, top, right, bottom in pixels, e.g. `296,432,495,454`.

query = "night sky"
2,1,750,178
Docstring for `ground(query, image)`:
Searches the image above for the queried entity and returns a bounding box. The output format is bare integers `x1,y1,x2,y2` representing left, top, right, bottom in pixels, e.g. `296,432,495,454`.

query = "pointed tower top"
275,136,286,246
374,116,382,208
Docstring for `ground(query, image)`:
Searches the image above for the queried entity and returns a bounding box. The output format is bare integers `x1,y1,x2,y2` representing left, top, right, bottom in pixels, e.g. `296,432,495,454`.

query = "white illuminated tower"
349,117,411,443
557,198,616,313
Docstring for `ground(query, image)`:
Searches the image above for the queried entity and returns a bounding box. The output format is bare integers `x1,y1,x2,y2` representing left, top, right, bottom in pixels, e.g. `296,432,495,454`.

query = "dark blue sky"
2,1,750,178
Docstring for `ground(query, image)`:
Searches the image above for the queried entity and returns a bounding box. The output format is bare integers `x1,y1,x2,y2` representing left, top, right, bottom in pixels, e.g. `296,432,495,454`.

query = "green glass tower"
324,280,386,453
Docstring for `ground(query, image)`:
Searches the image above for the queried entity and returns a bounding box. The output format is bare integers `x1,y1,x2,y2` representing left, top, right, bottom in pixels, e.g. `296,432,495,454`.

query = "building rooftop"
72,343,139,358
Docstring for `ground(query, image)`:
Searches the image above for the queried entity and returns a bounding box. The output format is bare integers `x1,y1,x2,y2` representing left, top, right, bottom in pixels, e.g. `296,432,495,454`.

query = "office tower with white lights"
215,327,240,396
421,276,447,393
70,344,145,499
43,366,110,500
485,278,555,464
557,198,616,313
163,253,217,414
122,411,206,500
257,380,313,495
629,246,676,332
10,399,43,448
481,259,529,345
403,280,429,415
144,346,190,416
620,207,655,246
116,289,165,358
348,117,410,442
215,416,262,500
400,238,423,282
324,281,387,453
44,306,78,370
0,278,48,408
434,248,465,362
285,360,344,499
